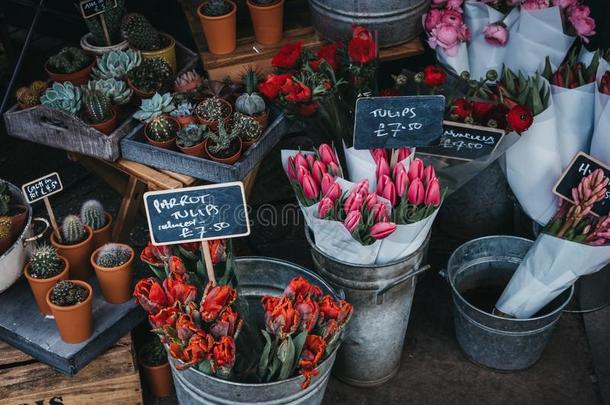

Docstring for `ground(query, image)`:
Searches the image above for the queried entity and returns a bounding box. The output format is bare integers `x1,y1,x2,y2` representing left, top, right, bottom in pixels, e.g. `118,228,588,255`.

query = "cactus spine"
61,215,87,245
147,116,179,141
84,89,113,124
96,243,132,268
50,280,89,306
121,13,163,51
80,200,108,230
203,0,232,16
29,244,63,279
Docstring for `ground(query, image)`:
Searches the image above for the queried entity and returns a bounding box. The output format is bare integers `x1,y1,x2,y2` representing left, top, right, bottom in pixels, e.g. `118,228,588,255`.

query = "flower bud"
353,179,370,196
327,161,341,176
395,169,409,198
370,222,397,239
323,181,342,201
305,154,316,170
344,191,364,213
396,147,412,162
371,203,389,223
318,197,334,219
407,178,425,205
344,211,362,233
297,165,310,185
379,178,397,207
370,148,387,164
321,173,335,195
293,153,308,171
375,156,391,180
408,158,424,182
422,165,436,186
365,192,378,210
301,174,319,200
424,178,441,207
311,160,327,184
318,144,338,166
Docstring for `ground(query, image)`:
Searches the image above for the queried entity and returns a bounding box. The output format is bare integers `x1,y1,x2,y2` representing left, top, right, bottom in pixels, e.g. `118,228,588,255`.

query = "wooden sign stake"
201,240,216,285
99,14,111,46
43,197,61,242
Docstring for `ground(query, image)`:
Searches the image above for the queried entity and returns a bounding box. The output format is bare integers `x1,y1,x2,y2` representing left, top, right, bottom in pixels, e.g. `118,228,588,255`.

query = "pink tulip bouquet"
590,58,610,165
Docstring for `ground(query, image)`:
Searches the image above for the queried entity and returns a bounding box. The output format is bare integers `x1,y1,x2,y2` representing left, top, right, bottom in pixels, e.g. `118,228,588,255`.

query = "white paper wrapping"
376,209,439,263
436,43,470,77
343,144,415,190
496,233,610,318
589,59,610,164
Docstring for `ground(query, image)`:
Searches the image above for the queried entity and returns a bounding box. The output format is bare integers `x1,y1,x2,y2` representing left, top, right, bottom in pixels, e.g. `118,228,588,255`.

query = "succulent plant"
91,49,142,80
147,116,179,142
0,216,11,242
40,82,82,115
16,80,47,108
121,13,163,51
30,80,48,94
141,337,168,367
83,89,113,124
28,244,63,279
174,70,204,92
80,200,108,230
49,280,89,306
46,47,91,74
61,215,87,245
195,97,230,122
127,58,172,94
233,112,262,141
203,0,232,17
235,68,266,115
84,78,133,105
84,0,125,46
170,102,194,118
0,182,11,216
134,92,175,122
207,122,239,157
95,243,132,268
177,123,207,148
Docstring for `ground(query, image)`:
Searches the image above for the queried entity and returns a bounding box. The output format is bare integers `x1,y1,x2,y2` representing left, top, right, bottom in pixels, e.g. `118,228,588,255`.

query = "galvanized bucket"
446,235,574,371
170,256,341,405
308,0,431,47
306,228,430,387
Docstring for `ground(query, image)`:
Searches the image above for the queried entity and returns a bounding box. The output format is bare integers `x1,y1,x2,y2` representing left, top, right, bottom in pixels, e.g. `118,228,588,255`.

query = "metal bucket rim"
447,234,575,322
0,180,32,260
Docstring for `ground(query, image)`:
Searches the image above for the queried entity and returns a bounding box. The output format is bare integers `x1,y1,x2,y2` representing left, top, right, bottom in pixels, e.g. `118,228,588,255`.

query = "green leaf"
278,337,296,380
258,330,273,377
291,330,308,373
542,57,553,80
148,264,166,281
197,360,213,374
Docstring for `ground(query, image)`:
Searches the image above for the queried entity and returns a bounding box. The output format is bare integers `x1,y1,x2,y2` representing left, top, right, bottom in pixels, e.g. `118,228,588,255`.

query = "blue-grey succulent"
84,78,132,105
170,102,194,118
133,92,174,122
177,123,207,148
40,82,82,115
91,49,142,80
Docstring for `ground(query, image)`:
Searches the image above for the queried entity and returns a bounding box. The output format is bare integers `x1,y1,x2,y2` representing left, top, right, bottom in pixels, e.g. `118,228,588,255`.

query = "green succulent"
29,244,63,279
207,122,239,156
170,102,194,118
95,243,132,268
81,200,107,230
84,78,132,105
91,49,142,80
84,0,125,46
147,116,179,142
233,112,262,141
177,124,208,148
195,97,230,122
61,215,87,245
203,0,232,17
40,82,82,115
49,280,89,306
134,92,175,122
236,68,266,115
121,13,163,51
127,58,172,94
47,47,91,74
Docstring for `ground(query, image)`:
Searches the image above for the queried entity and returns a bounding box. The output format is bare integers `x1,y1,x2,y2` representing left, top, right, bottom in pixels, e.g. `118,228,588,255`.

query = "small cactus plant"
233,112,262,141
49,280,89,306
16,81,47,109
91,49,142,80
95,243,132,268
121,13,163,51
127,58,172,94
202,0,232,17
236,68,266,116
140,337,168,367
0,216,12,242
207,122,239,157
40,82,82,115
195,97,231,122
134,92,175,122
177,124,208,148
28,244,64,279
80,200,108,230
83,89,113,124
46,47,91,74
147,116,180,142
61,215,87,245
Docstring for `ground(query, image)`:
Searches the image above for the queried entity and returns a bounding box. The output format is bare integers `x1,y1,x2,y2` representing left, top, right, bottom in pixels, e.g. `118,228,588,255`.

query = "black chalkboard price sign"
353,95,445,150
21,172,63,204
144,182,250,246
417,121,505,161
79,0,117,19
554,152,610,216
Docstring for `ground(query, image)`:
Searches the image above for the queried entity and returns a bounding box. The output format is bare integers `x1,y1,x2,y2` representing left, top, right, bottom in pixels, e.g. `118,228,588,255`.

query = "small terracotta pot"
46,280,93,344
178,139,208,157
127,78,159,106
10,204,28,241
24,257,70,315
205,138,242,165
197,1,237,55
195,98,233,131
91,212,113,250
144,120,178,150
91,244,134,304
250,109,269,131
139,354,174,397
45,60,95,86
87,108,118,135
241,133,262,149
141,33,177,73
247,0,285,45
50,225,94,281
175,115,197,127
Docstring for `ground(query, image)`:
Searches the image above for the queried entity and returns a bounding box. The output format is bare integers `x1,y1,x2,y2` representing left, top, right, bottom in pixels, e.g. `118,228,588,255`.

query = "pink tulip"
393,161,407,180
327,162,341,176
407,178,425,205
424,178,441,207
318,144,338,166
287,157,297,180
318,197,334,219
375,156,391,180
377,174,391,196
365,192,378,210
344,191,364,213
423,9,443,32
344,211,362,233
306,154,316,169
301,174,319,200
371,203,389,223
370,148,387,164
321,173,335,195
422,165,436,186
311,160,327,184
408,158,424,182
370,222,397,240
553,0,577,8
395,169,410,198
396,147,412,162
324,182,342,201
379,179,397,207
483,23,509,47
441,9,463,27
353,179,370,196
297,165,310,185
293,153,308,170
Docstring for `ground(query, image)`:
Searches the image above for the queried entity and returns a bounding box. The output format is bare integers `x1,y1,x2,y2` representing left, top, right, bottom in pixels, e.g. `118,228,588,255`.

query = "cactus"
84,0,125,46
0,182,10,216
134,92,175,122
91,49,142,80
170,102,194,118
233,112,262,141
17,81,47,108
177,124,207,148
47,47,91,74
61,215,87,245
121,13,163,51
40,82,82,115
29,244,63,279
0,216,11,241
203,0,232,17
207,122,239,157
127,58,172,94
80,200,108,230
236,68,266,115
174,70,204,92
84,78,133,105
140,337,168,367
195,97,230,122
147,116,179,141
30,80,48,94
49,280,89,306
83,89,113,124
95,243,132,268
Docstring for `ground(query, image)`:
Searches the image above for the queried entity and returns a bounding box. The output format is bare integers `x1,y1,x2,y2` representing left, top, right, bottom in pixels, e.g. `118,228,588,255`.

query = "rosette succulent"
174,70,204,93
134,92,175,122
170,102,194,118
91,49,142,80
127,58,172,93
41,82,82,115
84,78,133,105
177,124,207,148
46,47,91,74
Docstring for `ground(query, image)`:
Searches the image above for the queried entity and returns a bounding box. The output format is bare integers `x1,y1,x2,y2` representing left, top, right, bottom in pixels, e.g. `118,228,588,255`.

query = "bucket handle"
376,265,431,304
23,217,50,244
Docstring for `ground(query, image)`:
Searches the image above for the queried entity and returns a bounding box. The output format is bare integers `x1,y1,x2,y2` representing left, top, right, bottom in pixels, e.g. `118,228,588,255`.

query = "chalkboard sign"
22,172,63,203
554,152,610,216
144,182,250,245
79,0,117,19
417,121,505,161
353,95,445,150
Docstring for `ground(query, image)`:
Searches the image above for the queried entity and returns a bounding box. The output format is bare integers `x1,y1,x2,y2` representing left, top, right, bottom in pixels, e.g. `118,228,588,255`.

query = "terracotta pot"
91,212,113,250
141,33,177,73
241,134,261,149
195,98,233,131
205,138,242,165
10,204,28,241
175,115,197,127
45,60,95,86
50,225,94,281
46,280,93,344
87,108,118,135
197,1,237,55
24,257,70,315
250,109,269,131
139,354,174,397
91,244,134,304
144,120,178,150
127,78,159,106
178,139,208,157
247,0,285,45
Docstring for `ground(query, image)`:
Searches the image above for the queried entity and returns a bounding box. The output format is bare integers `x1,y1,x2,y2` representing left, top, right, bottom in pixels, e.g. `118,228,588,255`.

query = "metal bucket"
447,235,574,371
308,0,430,48
306,228,430,387
170,256,341,405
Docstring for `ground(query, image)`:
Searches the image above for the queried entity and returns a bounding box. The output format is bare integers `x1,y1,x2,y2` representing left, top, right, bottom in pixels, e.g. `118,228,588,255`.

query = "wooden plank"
75,155,129,196
115,160,183,190
112,176,147,243
160,169,197,187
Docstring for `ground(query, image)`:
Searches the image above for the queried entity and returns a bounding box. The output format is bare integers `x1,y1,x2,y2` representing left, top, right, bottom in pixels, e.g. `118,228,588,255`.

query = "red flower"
210,306,239,338
179,331,215,368
379,88,400,97
212,336,236,371
168,256,187,275
452,98,473,119
163,273,197,305
149,305,179,329
348,25,377,64
169,341,188,363
208,239,227,265
285,82,312,103
298,335,327,389
471,101,495,123
259,74,292,100
295,294,320,332
319,295,353,327
140,242,171,267
261,295,281,313
507,105,533,134
600,71,610,95
272,41,303,69
312,42,341,70
320,319,339,343
423,65,447,87
200,283,237,322
284,276,323,300
176,313,198,342
134,277,169,314
263,295,301,339
180,242,200,252
297,102,319,117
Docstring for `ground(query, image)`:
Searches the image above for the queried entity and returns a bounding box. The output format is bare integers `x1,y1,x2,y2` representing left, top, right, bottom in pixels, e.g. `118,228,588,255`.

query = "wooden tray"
0,277,145,375
120,110,292,183
3,40,198,162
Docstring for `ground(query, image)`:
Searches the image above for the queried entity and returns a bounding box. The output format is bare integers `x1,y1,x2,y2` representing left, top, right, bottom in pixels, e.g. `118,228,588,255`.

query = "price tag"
79,0,117,19
22,172,63,204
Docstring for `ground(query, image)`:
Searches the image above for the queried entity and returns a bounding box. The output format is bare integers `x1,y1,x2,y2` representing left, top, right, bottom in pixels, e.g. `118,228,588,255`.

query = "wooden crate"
0,335,143,405
3,41,198,162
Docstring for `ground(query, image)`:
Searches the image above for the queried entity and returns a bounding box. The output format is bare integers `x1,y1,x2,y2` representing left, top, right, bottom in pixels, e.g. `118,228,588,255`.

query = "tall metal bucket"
306,228,430,387
170,256,341,405
447,236,574,371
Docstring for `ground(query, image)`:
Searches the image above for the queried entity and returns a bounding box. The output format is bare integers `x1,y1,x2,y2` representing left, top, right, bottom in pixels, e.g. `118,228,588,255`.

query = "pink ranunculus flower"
441,9,464,27
568,5,596,42
428,23,461,56
370,222,397,240
423,9,443,32
552,0,576,8
446,0,464,11
568,3,590,19
459,23,471,42
483,23,509,47
344,211,362,233
521,0,550,10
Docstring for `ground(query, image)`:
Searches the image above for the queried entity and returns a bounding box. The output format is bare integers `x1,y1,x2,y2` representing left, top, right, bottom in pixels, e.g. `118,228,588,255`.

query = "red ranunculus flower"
264,295,301,339
140,242,171,267
176,313,198,342
163,273,197,305
423,65,447,87
285,82,312,103
314,42,341,70
507,105,533,134
259,74,292,100
471,101,495,123
284,276,323,300
134,277,169,314
168,255,187,275
200,283,237,322
210,306,239,338
379,88,400,97
295,294,320,332
348,25,377,64
297,102,319,117
212,336,236,371
149,305,179,329
319,295,353,327
272,41,303,69
452,97,473,119
298,334,327,389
